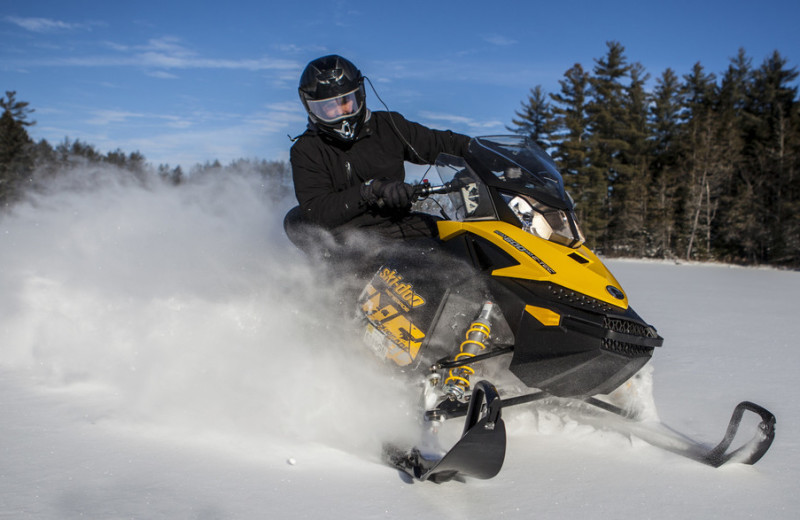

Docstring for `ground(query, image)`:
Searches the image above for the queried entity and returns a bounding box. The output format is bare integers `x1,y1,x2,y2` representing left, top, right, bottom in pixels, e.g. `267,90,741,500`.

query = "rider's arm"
384,112,471,164
290,144,368,228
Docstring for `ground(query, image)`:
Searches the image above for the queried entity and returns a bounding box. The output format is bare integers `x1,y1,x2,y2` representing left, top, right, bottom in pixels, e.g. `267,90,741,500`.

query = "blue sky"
2,0,799,168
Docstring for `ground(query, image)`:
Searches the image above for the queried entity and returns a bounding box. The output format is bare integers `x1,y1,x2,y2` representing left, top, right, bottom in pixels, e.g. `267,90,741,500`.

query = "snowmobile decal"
524,305,562,326
358,273,427,367
377,267,426,310
494,230,556,274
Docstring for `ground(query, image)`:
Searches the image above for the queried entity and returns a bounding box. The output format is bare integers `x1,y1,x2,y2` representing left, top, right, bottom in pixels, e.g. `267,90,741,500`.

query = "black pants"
283,206,442,271
284,207,439,248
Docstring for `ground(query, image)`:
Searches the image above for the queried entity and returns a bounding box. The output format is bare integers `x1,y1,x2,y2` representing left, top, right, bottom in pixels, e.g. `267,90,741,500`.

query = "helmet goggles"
305,88,364,123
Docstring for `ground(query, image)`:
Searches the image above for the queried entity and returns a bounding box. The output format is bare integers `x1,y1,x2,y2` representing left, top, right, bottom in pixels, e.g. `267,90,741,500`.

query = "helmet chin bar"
332,120,356,140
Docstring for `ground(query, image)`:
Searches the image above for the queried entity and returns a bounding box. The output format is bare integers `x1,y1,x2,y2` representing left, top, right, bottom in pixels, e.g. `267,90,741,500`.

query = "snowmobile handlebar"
412,180,459,200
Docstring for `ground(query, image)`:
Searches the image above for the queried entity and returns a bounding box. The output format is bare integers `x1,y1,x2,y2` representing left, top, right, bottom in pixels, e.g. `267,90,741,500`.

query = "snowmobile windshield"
434,136,585,248
469,136,568,209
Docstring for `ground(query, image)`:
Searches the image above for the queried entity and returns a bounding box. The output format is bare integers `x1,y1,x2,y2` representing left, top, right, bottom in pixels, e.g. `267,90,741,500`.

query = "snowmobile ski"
384,380,506,482
424,387,775,470
585,398,777,468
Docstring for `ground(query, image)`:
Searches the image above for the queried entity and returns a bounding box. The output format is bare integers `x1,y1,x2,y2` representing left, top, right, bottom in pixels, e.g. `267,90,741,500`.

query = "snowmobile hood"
437,219,628,309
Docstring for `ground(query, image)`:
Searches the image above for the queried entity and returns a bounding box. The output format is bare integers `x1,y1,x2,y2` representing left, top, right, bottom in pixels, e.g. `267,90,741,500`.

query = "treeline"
5,38,800,268
0,90,292,208
509,42,800,267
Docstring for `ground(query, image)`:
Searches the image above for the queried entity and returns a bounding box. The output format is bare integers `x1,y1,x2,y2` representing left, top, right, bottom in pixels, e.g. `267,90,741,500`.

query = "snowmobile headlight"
502,193,585,248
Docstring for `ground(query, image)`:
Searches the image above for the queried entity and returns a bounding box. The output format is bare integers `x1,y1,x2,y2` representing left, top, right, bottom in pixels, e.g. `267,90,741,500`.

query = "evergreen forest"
509,42,799,267
2,42,798,267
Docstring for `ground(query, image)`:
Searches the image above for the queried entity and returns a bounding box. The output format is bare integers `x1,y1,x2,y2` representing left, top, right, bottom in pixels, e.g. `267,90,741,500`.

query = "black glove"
362,179,415,209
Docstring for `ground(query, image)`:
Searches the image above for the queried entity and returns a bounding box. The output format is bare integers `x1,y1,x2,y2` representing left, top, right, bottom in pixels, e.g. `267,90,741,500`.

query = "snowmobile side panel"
356,247,484,369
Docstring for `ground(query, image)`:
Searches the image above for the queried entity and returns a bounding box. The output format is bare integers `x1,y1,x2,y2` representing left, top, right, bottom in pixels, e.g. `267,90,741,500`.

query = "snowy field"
1,168,797,519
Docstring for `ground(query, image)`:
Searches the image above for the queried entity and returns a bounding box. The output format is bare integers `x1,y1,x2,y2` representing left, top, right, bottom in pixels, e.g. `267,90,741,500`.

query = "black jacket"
290,111,470,231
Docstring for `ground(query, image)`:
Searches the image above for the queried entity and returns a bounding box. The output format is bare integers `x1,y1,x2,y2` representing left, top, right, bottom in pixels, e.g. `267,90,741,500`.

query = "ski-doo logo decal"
494,230,556,274
359,282,425,365
606,285,625,300
378,268,426,309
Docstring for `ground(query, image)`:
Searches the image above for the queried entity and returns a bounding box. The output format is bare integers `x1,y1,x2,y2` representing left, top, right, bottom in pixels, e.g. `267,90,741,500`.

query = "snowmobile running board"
386,388,774,482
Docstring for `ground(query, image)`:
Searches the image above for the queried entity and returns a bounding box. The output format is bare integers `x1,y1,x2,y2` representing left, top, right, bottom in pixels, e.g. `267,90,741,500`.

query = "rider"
286,55,470,247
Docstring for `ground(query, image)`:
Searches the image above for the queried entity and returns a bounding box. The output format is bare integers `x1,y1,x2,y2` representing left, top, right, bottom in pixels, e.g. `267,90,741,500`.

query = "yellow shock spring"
444,316,492,391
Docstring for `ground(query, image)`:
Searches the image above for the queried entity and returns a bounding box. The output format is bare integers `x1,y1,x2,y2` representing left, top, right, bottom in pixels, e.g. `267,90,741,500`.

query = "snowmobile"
290,135,776,482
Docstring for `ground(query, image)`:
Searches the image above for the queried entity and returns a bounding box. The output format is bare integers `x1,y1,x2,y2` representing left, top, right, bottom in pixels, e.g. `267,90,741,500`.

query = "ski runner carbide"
334,135,775,481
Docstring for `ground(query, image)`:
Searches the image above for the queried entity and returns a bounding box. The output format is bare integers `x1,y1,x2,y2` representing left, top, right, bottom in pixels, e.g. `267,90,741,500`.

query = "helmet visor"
306,88,363,123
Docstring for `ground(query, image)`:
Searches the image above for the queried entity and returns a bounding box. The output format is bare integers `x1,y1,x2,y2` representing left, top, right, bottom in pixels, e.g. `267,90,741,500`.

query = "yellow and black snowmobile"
348,136,775,481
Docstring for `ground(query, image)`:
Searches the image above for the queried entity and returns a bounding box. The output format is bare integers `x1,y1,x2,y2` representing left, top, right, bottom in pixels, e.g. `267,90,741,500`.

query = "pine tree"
679,62,726,260
742,51,799,264
585,41,632,252
716,49,758,262
612,61,652,255
787,100,800,265
0,91,35,207
648,67,685,257
549,63,592,229
0,91,34,126
509,85,554,149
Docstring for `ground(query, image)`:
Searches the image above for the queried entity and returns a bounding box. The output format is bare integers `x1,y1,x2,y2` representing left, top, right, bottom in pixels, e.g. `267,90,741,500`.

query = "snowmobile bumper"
491,278,663,397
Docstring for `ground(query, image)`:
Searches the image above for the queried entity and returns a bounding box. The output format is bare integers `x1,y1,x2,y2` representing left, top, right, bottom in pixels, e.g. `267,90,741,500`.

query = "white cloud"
418,111,504,130
145,70,179,80
5,16,77,32
132,37,300,72
482,34,517,46
246,105,306,135
85,110,146,126
265,101,301,112
85,109,194,130
273,43,328,55
21,35,300,75
164,118,194,130
5,16,102,33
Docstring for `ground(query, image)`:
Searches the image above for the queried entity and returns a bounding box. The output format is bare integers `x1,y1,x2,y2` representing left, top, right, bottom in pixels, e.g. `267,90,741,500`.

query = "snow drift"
0,166,420,455
0,164,797,518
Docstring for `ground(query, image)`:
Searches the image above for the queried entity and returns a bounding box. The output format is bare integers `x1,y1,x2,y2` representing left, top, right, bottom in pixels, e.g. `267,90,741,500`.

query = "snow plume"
0,165,420,460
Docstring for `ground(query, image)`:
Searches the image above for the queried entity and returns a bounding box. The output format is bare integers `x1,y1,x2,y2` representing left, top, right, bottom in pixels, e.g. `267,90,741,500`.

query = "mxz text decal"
494,230,556,274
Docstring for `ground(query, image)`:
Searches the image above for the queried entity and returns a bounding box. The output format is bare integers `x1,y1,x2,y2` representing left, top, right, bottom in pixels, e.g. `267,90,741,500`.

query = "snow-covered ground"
1,168,797,519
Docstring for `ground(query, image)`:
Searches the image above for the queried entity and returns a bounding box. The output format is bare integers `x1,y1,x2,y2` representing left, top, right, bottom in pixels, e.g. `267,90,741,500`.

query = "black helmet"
298,55,367,141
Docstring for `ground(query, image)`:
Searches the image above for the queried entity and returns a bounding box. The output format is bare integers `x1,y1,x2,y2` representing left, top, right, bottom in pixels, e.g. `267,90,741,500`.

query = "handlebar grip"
413,182,455,200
